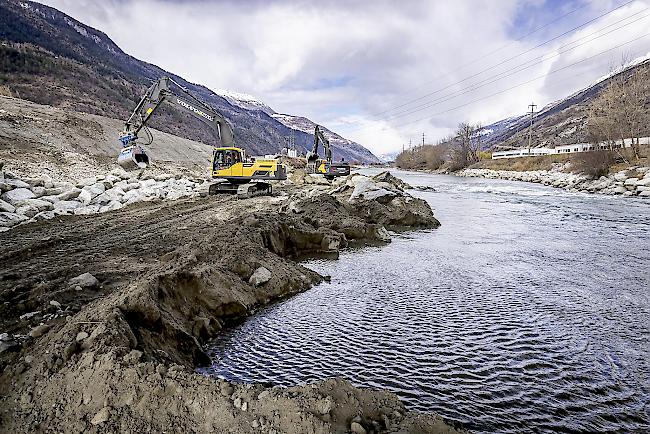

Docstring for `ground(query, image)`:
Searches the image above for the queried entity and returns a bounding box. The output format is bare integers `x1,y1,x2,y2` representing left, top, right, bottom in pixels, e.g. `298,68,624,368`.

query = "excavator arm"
118,76,234,170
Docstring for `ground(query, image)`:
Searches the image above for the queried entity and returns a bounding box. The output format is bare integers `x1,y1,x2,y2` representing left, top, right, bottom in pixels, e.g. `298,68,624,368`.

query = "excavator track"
208,181,272,198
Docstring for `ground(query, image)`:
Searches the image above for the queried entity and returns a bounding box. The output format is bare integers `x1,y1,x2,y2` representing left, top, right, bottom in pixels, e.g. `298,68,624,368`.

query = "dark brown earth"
0,174,458,434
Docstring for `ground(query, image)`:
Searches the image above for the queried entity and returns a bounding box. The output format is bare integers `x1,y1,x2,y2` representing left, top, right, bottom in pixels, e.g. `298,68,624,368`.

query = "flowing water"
201,170,650,433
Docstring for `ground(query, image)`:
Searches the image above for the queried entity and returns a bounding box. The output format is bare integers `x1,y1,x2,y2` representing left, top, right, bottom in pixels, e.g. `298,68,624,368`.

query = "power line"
379,9,650,123
368,0,636,119
389,2,591,102
386,32,650,131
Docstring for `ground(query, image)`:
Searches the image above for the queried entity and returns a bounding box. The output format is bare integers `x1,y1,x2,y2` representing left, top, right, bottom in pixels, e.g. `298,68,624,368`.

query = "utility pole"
422,132,425,147
528,102,537,155
409,138,412,149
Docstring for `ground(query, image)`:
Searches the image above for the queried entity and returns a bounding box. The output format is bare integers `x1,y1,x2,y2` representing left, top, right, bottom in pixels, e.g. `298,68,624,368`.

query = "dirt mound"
0,176,457,433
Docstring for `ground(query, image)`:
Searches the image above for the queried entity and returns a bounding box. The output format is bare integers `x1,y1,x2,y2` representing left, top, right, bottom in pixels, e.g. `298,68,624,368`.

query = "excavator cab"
212,148,244,171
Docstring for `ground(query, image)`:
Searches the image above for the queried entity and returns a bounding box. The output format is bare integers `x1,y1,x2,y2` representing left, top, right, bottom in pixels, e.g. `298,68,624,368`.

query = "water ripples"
201,172,650,433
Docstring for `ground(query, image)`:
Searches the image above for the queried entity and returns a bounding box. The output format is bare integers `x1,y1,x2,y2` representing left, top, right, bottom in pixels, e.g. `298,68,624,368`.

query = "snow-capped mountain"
216,90,275,116
271,113,381,164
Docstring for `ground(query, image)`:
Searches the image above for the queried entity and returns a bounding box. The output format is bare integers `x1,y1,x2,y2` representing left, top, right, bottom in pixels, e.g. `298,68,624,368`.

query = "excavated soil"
0,176,460,433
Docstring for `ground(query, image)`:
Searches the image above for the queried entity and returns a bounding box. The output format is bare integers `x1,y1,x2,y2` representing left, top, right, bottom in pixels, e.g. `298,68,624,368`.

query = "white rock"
33,211,56,221
613,172,627,182
32,186,46,198
0,199,15,213
5,178,30,189
91,407,110,425
15,205,39,218
635,177,650,187
40,195,60,204
249,267,272,286
68,272,99,289
639,190,650,197
54,200,82,211
624,178,639,187
16,198,53,212
140,179,157,188
2,188,36,204
90,192,111,206
74,205,101,215
99,201,123,213
58,188,82,201
0,212,29,227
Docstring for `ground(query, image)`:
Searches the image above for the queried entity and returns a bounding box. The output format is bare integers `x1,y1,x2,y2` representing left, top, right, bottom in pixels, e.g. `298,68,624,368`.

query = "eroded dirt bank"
0,171,462,433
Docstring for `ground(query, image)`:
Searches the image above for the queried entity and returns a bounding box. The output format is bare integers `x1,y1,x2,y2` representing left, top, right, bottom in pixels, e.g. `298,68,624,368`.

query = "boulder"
16,198,53,212
91,407,111,425
90,193,111,206
78,183,106,205
372,171,411,190
4,178,30,189
249,267,272,286
33,211,57,221
15,205,39,218
39,195,60,204
74,205,101,215
31,186,46,198
624,178,639,187
30,324,51,338
99,201,123,213
0,199,15,213
639,190,650,197
2,188,36,204
349,179,398,204
58,188,82,201
0,212,29,227
68,272,99,289
54,201,82,211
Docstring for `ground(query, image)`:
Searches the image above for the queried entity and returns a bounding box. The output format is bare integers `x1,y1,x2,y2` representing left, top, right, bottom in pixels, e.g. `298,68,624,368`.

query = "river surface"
201,170,650,433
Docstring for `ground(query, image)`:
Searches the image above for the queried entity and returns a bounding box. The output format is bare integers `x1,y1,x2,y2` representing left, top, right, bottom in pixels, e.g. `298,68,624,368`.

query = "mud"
0,171,456,433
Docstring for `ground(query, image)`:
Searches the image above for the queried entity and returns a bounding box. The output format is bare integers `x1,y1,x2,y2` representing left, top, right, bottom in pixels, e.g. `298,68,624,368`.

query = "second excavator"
306,125,351,180
118,76,286,196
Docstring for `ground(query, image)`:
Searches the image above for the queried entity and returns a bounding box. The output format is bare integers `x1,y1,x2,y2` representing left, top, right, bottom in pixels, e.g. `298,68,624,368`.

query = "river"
201,170,650,433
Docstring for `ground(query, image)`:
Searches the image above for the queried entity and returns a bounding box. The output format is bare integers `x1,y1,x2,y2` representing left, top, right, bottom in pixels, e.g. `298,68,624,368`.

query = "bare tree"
587,60,650,161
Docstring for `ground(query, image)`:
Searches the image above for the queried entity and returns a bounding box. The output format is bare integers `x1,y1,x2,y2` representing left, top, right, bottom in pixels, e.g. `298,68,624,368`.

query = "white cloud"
38,0,650,155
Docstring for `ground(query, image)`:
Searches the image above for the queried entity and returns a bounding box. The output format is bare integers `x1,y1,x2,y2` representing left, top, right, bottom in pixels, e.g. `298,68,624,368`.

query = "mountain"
216,90,276,116
218,91,381,163
480,56,650,150
0,0,379,163
271,113,381,164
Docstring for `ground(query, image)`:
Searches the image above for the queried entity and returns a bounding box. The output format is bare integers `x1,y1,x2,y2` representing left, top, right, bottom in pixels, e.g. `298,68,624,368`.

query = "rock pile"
458,166,650,197
0,167,205,231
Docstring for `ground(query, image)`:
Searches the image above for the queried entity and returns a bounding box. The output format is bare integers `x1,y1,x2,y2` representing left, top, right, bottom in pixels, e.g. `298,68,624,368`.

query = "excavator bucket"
118,145,150,171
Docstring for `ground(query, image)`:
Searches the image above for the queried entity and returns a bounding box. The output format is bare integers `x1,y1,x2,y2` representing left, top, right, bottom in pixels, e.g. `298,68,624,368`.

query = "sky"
38,0,650,156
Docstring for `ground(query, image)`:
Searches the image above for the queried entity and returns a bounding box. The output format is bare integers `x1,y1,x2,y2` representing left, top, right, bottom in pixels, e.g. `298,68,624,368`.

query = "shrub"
570,150,615,179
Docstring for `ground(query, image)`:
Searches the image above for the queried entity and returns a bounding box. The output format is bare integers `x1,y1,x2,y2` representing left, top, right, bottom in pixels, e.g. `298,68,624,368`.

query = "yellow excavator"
117,77,286,196
306,125,351,180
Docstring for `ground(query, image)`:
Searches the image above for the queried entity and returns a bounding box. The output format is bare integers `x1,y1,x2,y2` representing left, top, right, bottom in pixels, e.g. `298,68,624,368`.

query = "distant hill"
481,56,650,150
0,0,379,163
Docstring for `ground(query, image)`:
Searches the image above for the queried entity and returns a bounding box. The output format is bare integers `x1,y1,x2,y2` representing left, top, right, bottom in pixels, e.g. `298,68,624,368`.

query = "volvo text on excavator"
306,125,351,180
118,76,286,196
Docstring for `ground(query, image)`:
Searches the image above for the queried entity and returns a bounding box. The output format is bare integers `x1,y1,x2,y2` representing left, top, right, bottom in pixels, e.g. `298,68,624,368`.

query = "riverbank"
456,166,650,197
0,164,461,433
